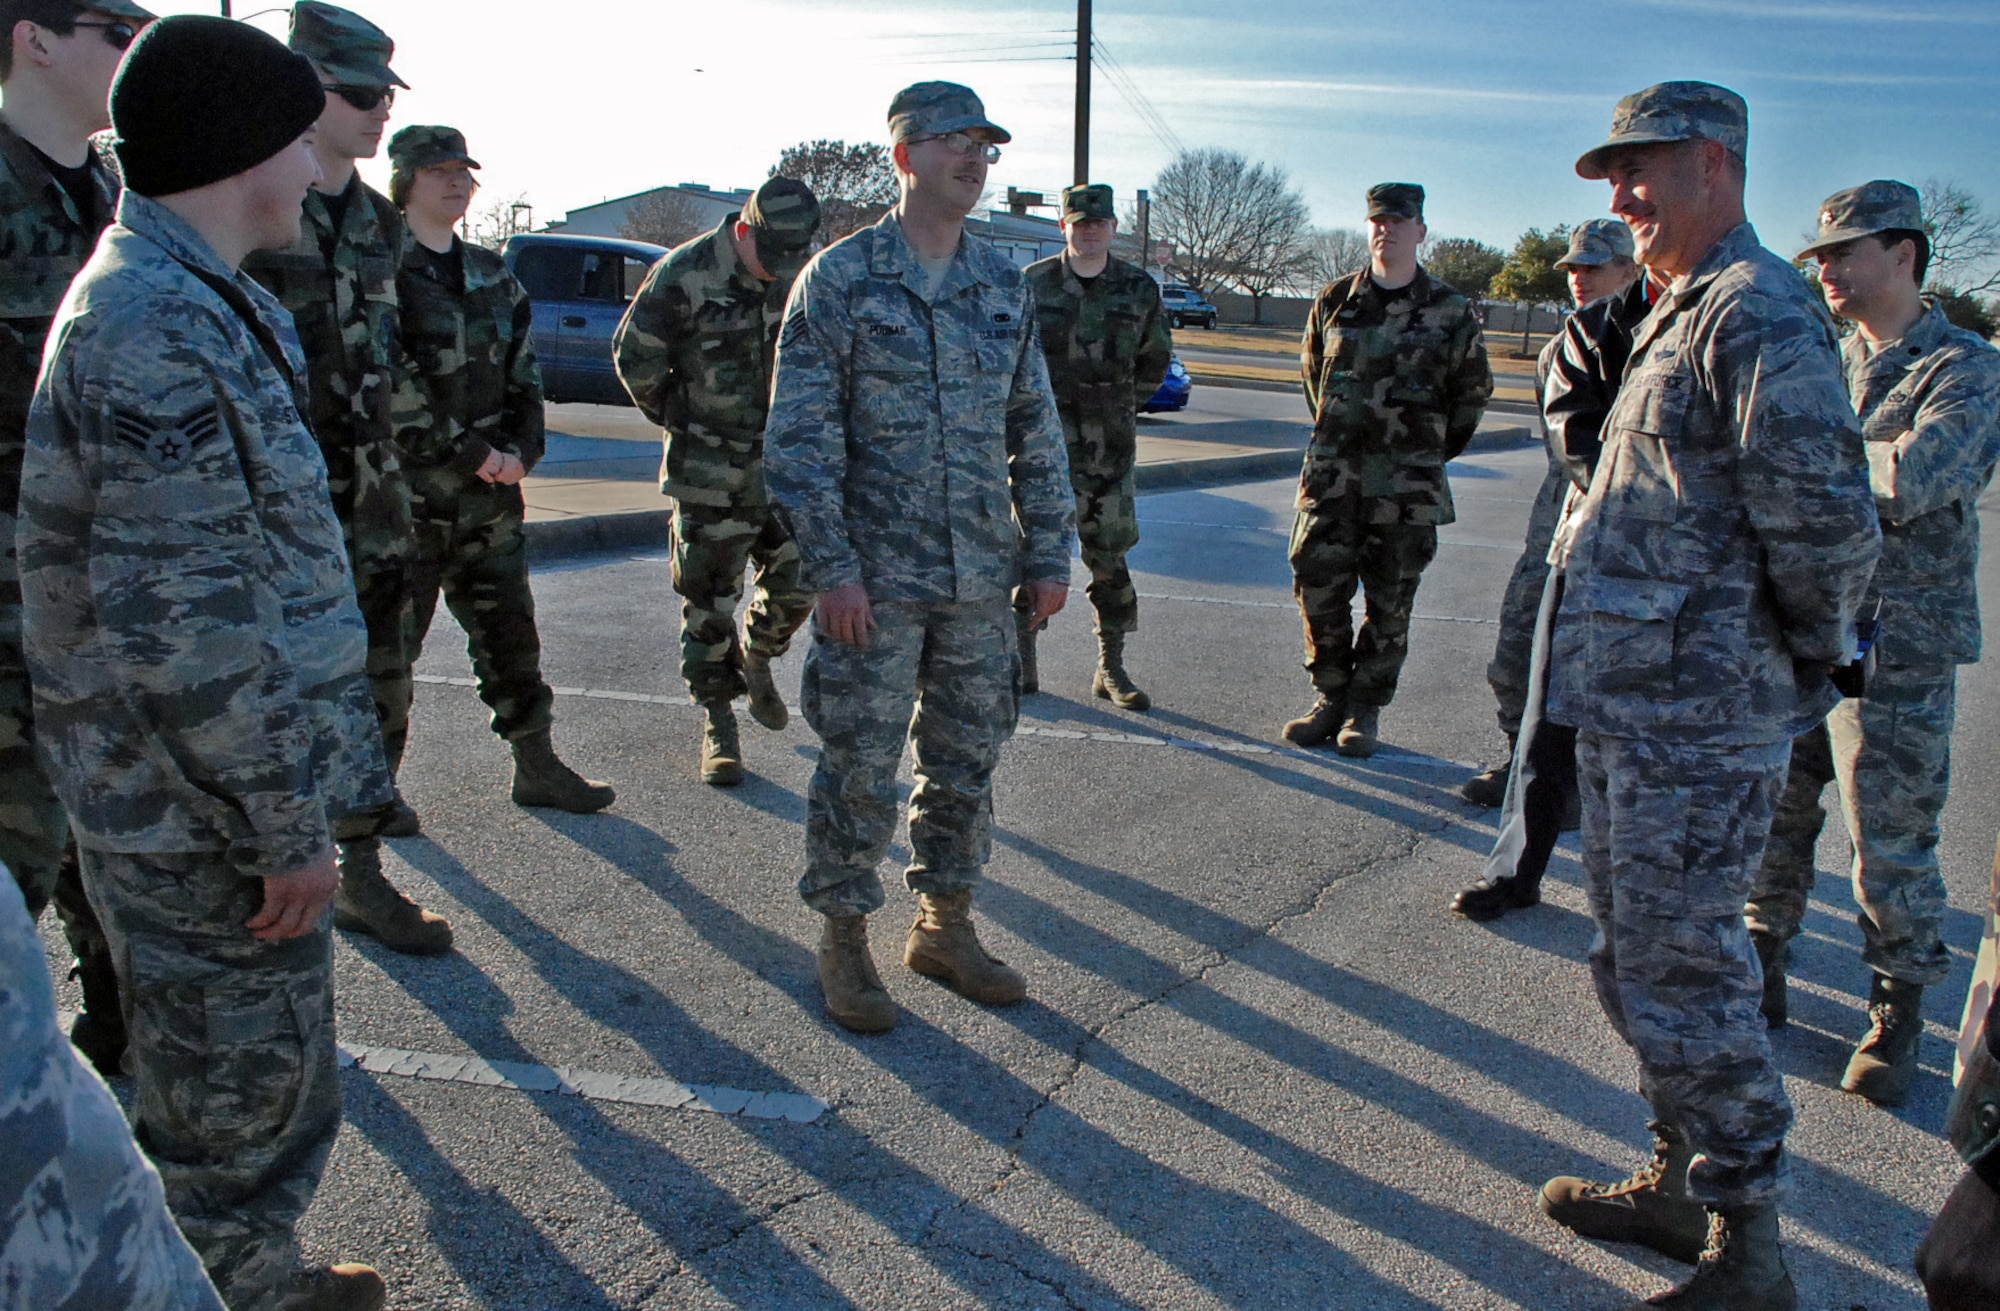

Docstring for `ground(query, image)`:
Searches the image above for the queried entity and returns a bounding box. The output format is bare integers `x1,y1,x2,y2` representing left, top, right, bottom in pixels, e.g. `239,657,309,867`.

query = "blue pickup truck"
500,232,668,406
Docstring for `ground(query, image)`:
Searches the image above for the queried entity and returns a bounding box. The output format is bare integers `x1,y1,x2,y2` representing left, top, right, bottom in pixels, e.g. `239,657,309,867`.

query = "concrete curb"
526,508,675,562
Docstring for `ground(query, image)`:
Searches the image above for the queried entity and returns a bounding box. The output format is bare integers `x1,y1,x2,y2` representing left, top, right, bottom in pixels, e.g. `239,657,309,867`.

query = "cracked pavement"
45,442,1990,1308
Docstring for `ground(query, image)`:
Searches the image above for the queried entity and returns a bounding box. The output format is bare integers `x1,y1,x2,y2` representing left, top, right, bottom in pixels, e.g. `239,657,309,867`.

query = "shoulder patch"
108,402,223,473
780,307,810,350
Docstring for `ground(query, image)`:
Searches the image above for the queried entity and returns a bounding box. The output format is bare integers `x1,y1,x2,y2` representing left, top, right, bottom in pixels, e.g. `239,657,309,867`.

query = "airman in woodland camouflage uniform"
0,0,151,1077
1462,218,1638,811
766,81,1074,1034
391,125,613,815
1022,183,1171,709
1,870,225,1311
1538,83,1881,1310
1746,181,2000,1105
614,176,821,785
1285,181,1492,757
21,18,393,1306
243,2,450,955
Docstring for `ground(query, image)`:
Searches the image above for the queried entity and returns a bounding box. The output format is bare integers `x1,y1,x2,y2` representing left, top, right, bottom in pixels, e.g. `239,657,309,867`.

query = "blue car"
1142,351,1192,413
501,232,668,406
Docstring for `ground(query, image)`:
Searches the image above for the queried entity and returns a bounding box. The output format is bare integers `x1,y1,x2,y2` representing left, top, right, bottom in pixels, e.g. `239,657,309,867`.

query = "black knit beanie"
111,16,326,199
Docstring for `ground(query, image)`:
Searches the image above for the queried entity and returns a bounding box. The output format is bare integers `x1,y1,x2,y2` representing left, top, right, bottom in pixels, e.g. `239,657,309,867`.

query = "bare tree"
464,190,534,249
618,188,712,250
1921,178,2000,297
772,139,898,243
1149,148,1311,314
1300,228,1368,290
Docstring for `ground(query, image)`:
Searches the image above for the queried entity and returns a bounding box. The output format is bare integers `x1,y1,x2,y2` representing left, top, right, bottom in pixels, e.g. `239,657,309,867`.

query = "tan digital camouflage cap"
743,176,820,281
1555,218,1636,268
1366,182,1424,221
1576,80,1746,180
887,81,1010,145
1797,180,1924,259
289,1,405,89
1062,184,1115,221
387,125,478,174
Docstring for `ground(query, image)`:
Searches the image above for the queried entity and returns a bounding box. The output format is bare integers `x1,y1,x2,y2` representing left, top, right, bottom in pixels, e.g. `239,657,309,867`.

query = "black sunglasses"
322,83,395,112
69,19,139,50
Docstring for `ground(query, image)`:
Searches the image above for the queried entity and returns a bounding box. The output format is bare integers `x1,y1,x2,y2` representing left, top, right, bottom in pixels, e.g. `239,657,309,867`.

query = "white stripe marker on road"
337,1041,829,1123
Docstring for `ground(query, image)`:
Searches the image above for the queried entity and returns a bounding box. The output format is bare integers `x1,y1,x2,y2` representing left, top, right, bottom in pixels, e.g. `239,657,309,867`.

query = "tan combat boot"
284,1262,387,1311
1632,1204,1795,1310
817,915,896,1033
1540,1122,1711,1264
699,700,744,786
1281,694,1344,746
333,841,454,956
1842,974,1924,1105
905,889,1026,1005
742,650,788,730
1335,705,1380,757
510,728,615,813
1092,631,1151,711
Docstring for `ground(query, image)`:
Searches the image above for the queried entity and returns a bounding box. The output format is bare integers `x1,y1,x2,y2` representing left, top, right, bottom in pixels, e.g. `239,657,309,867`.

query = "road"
45,443,1986,1310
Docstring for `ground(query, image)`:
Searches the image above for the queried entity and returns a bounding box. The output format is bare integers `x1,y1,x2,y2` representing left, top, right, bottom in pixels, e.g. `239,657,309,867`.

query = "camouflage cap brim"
92,0,157,19
1575,131,1689,181
1797,179,1924,260
315,55,408,89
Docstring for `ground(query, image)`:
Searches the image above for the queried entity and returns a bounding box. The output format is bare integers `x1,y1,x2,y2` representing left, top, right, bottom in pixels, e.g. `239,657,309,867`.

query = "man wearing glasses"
244,1,452,956
0,0,153,1078
765,81,1074,1034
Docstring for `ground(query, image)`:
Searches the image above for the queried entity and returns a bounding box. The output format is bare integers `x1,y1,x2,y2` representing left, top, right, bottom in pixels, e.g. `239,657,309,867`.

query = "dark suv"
1159,284,1218,330
501,232,669,405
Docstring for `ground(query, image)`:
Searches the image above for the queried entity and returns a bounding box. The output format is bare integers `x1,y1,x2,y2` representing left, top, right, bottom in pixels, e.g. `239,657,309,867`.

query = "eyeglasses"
322,84,395,112
69,19,140,50
911,132,1001,164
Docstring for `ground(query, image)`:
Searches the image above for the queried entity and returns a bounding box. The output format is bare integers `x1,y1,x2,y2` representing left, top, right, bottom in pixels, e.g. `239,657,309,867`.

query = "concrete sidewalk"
523,401,1537,560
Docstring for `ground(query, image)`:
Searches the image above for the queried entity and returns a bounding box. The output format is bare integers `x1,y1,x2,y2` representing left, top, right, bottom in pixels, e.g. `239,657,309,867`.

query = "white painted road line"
337,1041,830,1124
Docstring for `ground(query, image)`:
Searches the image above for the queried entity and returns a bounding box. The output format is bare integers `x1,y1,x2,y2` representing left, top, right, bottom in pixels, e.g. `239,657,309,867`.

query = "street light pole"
1073,0,1090,185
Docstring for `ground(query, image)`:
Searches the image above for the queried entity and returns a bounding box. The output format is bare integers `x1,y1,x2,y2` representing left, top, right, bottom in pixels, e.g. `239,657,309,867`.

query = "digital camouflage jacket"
612,217,787,510
764,213,1075,601
1548,223,1882,747
20,194,390,871
1297,267,1493,526
1023,252,1172,482
243,174,422,572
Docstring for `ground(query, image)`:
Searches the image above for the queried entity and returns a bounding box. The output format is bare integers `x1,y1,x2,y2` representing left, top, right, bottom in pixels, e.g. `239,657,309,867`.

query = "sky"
152,0,2000,262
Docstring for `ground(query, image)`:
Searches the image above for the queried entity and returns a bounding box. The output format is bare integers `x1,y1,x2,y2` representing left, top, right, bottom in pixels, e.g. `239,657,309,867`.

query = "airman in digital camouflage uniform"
1745,181,2000,1105
21,18,393,1307
614,176,821,785
1462,218,1638,810
1538,82,1881,1310
1285,181,1493,757
243,1,450,956
765,81,1075,1034
1,870,225,1311
0,0,151,1077
391,124,614,816
1022,183,1171,710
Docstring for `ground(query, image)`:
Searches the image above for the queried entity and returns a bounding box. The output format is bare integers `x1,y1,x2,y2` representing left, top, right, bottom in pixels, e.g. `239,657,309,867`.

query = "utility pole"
1136,188,1149,258
1073,0,1091,186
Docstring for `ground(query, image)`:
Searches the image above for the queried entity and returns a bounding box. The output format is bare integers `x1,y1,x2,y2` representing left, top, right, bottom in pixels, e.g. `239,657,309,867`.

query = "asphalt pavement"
43,436,1982,1310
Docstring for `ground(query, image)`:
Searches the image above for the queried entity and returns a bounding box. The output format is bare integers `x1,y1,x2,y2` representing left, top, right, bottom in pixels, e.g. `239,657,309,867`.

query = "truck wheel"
1204,314,1217,329
1170,313,1184,329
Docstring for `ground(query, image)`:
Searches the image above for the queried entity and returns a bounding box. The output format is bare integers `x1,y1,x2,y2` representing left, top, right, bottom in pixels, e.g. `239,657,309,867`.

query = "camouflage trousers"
1485,463,1565,736
670,499,814,705
1068,468,1141,635
408,481,554,743
0,656,112,982
351,565,416,773
1287,499,1438,707
78,847,340,1310
1746,663,1957,986
1577,732,1794,1207
798,597,1019,917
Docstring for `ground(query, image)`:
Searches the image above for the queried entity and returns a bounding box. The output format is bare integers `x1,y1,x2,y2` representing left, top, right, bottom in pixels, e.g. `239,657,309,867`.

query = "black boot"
68,954,128,1079
1451,875,1540,922
1842,973,1923,1105
1750,930,1789,1030
1460,734,1515,807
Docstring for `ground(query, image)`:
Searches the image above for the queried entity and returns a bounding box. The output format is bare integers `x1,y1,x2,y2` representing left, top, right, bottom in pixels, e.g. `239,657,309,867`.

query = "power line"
1091,36,1186,160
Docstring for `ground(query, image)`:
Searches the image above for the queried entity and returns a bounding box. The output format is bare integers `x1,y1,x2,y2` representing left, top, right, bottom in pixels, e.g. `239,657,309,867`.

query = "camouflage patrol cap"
289,2,405,90
887,80,1010,145
1062,184,1115,222
1797,179,1924,259
1575,80,1747,180
1554,218,1636,268
387,125,478,174
1366,182,1424,221
742,176,820,282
